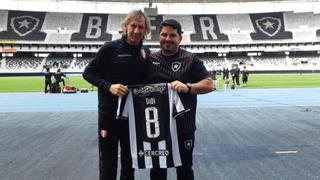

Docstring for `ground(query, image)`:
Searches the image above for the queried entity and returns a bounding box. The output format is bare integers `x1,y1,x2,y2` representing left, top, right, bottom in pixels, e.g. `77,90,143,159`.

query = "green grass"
216,73,320,89
0,73,320,92
0,76,94,92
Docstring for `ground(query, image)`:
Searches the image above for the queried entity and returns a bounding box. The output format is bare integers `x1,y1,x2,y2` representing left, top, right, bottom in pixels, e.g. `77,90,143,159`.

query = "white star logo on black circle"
171,61,181,72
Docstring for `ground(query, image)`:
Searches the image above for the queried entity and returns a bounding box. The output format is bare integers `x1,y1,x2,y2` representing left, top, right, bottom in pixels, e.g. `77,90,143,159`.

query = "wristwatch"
186,83,192,93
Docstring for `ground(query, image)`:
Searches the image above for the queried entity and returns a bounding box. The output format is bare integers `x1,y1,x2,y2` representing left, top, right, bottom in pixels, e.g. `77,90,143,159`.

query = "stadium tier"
1,10,320,45
1,9,320,73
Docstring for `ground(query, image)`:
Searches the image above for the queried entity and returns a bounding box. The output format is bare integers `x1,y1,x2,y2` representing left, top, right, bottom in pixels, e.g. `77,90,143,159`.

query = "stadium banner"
249,12,292,40
71,14,112,42
190,15,228,42
0,11,46,41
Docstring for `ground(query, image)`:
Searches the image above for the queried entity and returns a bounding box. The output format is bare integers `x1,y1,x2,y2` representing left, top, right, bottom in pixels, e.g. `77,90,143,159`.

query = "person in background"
222,67,229,80
235,65,241,86
44,67,52,93
230,65,236,84
148,19,215,180
241,66,249,87
82,9,151,180
54,68,66,89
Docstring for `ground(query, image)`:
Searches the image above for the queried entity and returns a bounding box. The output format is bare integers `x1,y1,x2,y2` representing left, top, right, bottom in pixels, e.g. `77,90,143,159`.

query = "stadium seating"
2,9,320,44
217,14,254,32
0,10,8,31
42,12,82,32
107,14,126,40
73,57,92,71
1,9,320,73
3,57,43,72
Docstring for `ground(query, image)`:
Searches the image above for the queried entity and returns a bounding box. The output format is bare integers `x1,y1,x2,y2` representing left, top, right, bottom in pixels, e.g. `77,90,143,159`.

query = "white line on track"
275,150,298,154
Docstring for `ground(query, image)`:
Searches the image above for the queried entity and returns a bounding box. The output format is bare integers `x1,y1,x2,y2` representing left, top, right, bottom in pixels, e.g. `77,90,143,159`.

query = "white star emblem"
171,61,181,72
263,20,274,29
18,19,32,28
184,140,193,150
138,150,145,157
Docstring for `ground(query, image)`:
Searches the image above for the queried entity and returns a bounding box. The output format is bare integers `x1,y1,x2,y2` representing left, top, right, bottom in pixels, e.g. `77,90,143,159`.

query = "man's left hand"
170,80,188,93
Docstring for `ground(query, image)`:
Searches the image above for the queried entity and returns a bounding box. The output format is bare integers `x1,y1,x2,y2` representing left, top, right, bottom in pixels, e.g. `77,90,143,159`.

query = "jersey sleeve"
116,92,131,120
168,84,189,119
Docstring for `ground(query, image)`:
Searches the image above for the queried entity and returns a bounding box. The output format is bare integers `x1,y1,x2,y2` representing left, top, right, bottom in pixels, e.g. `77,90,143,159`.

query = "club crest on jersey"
171,61,181,72
11,16,40,36
255,17,281,37
184,140,193,150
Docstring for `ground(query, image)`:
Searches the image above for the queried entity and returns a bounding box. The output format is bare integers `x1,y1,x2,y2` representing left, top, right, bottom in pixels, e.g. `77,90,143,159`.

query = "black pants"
99,121,134,180
150,132,195,180
223,74,228,80
242,76,248,84
44,80,51,93
235,76,240,85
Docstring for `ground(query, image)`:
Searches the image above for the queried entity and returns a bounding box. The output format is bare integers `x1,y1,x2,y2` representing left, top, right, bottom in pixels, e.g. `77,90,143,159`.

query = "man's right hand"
109,84,128,96
100,130,108,138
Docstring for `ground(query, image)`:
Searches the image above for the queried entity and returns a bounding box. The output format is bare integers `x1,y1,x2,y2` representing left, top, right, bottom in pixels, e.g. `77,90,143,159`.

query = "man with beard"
148,19,215,180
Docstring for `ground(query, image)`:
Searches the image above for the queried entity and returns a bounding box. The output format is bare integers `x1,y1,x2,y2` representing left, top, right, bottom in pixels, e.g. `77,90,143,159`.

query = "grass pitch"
0,76,93,92
0,73,320,92
217,73,320,89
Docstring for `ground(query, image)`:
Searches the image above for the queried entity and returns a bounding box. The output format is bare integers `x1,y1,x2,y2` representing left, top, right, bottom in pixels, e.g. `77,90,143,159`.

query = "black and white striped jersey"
118,83,187,169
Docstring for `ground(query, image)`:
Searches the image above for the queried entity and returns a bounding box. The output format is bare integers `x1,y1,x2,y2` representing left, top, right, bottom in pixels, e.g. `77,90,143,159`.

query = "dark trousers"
235,76,240,85
242,76,248,84
44,80,51,93
150,132,195,180
223,74,228,80
99,121,134,180
232,75,240,85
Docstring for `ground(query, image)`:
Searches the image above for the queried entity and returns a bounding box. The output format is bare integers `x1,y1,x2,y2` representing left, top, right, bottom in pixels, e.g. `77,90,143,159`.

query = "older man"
83,10,151,180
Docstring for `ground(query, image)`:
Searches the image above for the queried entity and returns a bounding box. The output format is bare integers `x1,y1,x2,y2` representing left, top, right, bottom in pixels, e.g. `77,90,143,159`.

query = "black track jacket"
83,37,150,130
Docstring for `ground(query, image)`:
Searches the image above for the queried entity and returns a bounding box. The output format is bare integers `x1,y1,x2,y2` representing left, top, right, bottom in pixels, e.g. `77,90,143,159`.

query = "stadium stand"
1,8,320,74
73,57,92,71
45,57,73,68
0,10,8,31
45,33,71,44
284,12,319,30
42,12,82,32
106,14,126,40
3,57,43,72
217,14,254,33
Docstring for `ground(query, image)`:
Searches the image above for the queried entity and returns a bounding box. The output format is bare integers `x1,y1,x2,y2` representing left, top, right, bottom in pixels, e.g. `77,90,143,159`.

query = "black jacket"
44,72,52,82
83,37,150,130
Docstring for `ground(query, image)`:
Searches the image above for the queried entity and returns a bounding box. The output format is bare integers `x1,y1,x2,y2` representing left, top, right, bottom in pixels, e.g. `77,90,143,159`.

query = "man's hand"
100,130,107,138
170,80,188,93
109,84,128,96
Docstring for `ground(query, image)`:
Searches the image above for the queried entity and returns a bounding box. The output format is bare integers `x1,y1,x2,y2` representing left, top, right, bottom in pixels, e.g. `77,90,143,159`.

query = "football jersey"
117,83,188,169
